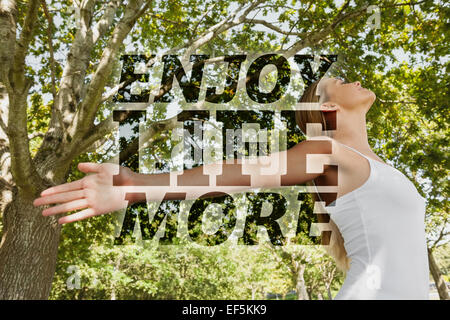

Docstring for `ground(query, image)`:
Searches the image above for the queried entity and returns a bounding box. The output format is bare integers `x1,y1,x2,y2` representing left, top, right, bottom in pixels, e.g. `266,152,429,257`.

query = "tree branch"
430,216,450,250
148,12,190,27
0,115,7,135
0,0,17,88
33,0,123,170
383,0,428,8
91,0,123,45
173,0,265,59
72,0,150,140
28,131,44,140
191,2,218,36
84,0,266,118
37,0,97,153
3,0,46,196
378,98,417,104
244,19,305,36
0,175,13,190
284,3,372,57
40,0,58,100
13,0,40,74
75,113,116,155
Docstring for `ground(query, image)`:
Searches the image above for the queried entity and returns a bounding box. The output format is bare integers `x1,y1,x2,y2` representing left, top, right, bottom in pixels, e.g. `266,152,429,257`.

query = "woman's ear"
320,102,340,112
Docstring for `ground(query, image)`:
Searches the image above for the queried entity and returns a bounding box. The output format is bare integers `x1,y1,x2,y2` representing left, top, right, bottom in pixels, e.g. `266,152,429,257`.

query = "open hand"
33,162,136,224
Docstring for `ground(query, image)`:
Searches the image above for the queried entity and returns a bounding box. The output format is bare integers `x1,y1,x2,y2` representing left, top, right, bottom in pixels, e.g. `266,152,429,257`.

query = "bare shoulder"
283,136,341,176
306,136,370,172
291,136,355,174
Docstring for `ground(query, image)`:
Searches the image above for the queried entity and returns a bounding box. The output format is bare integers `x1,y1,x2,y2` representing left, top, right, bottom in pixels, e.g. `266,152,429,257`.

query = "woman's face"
318,77,376,112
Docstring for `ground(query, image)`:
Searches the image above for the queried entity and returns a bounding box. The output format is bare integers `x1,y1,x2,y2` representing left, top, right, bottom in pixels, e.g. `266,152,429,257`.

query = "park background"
0,0,448,299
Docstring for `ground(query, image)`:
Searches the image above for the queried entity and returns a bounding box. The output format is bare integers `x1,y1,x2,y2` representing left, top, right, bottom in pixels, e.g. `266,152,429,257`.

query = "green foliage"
433,244,450,279
16,0,447,299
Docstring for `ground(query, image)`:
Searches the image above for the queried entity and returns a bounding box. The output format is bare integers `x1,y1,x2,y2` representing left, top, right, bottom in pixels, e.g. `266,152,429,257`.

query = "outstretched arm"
33,138,335,224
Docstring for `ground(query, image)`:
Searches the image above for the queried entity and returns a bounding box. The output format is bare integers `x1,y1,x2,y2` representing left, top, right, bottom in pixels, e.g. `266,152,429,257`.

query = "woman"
33,77,430,300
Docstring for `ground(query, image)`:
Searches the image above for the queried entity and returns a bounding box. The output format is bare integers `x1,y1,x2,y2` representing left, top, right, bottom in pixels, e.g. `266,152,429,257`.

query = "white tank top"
323,143,430,300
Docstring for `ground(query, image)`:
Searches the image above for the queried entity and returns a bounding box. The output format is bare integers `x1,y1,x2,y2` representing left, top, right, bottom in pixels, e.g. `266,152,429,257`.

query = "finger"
34,189,85,207
42,198,89,216
78,162,102,174
40,179,83,196
58,208,96,225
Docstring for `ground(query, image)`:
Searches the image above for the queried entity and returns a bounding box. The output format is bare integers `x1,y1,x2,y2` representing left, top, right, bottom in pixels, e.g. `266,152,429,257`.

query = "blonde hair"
295,80,351,273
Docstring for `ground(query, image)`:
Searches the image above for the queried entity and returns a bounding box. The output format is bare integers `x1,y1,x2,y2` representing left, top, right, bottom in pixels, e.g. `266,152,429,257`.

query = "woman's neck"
332,112,371,152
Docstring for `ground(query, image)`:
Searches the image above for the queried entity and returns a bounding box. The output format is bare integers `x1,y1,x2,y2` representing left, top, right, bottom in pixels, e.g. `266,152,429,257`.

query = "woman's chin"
369,91,376,102
365,89,376,103
361,91,376,111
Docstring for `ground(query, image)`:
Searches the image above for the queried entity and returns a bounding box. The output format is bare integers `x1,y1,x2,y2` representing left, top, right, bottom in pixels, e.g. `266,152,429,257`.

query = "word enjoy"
113,54,337,104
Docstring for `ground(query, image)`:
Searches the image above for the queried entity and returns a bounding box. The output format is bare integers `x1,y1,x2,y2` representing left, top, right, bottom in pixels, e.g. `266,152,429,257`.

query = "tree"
0,0,447,299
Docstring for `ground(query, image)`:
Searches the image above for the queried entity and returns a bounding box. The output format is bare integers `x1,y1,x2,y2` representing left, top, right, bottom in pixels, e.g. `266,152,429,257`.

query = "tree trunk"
296,264,309,300
428,247,449,300
111,287,116,300
326,286,333,300
0,190,61,299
